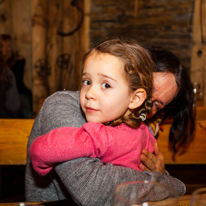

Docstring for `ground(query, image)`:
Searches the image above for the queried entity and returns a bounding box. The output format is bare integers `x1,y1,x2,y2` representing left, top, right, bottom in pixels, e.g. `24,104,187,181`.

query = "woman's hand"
139,142,166,174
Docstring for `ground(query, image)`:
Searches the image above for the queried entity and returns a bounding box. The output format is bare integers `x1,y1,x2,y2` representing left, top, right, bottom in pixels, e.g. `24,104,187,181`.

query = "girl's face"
80,52,133,123
147,72,178,119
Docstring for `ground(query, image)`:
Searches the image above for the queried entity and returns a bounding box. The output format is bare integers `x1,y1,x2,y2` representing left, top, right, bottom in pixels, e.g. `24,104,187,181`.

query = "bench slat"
158,120,206,164
0,107,205,165
0,119,34,165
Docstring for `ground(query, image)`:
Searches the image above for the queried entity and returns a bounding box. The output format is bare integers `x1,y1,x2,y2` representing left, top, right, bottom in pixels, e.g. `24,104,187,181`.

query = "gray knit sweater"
25,90,186,206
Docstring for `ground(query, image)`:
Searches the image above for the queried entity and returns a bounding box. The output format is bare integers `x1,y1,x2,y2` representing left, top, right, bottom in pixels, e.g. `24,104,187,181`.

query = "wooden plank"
0,107,205,165
31,0,48,113
158,119,206,164
0,0,12,34
190,44,206,106
78,0,91,90
47,0,61,94
192,0,202,44
190,0,206,106
203,0,206,42
196,106,206,120
12,0,32,90
0,119,34,165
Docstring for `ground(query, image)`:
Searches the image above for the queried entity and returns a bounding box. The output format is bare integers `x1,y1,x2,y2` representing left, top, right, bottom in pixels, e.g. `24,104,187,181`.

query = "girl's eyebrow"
82,72,89,77
98,73,117,83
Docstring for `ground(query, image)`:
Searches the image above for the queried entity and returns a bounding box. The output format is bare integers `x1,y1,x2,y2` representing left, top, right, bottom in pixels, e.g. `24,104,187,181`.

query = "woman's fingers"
153,141,161,157
139,162,148,171
140,150,156,171
153,142,166,174
140,142,166,174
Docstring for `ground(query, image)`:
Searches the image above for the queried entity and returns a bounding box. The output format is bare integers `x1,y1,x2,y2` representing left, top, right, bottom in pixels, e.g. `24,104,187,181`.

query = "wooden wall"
87,0,206,105
190,0,206,106
0,0,88,114
1,0,205,112
0,0,32,91
31,0,89,113
89,0,194,71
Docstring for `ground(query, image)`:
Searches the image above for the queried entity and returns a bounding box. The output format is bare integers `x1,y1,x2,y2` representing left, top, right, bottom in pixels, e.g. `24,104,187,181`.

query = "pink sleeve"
28,122,109,176
146,127,157,153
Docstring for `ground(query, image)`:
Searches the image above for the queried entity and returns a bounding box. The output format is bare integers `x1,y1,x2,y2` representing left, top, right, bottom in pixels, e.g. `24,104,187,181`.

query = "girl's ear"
128,88,147,110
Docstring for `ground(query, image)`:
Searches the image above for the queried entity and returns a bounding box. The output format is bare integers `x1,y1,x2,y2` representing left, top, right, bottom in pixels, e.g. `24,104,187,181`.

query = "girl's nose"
85,87,96,100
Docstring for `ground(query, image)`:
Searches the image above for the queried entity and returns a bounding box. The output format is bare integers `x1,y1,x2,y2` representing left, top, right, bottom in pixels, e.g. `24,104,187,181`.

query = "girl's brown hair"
83,37,154,128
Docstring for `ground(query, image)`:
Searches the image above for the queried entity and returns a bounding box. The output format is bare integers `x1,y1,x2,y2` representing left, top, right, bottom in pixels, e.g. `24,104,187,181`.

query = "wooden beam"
31,0,48,113
190,0,206,106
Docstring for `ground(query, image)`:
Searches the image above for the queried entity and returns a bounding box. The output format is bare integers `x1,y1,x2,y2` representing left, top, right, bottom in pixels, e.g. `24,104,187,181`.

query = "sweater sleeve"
28,122,109,176
146,126,157,153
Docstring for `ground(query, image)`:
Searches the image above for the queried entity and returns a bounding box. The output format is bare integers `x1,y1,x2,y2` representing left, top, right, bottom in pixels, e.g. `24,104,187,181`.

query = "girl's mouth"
86,106,98,112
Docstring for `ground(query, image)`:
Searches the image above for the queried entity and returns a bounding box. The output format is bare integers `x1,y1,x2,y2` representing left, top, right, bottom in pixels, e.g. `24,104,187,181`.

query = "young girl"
28,38,157,176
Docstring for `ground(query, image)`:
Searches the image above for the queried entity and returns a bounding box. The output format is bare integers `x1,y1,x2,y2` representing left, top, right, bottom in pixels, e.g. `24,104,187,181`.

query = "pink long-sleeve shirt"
28,122,156,176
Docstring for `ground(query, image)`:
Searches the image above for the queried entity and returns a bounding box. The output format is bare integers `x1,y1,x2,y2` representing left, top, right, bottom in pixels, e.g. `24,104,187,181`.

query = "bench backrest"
158,106,206,164
158,119,206,164
0,107,205,165
0,119,34,165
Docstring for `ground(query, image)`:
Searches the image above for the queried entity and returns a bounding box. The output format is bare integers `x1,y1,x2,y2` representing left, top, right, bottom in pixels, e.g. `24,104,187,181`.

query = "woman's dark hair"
146,45,196,152
0,36,11,94
82,37,154,129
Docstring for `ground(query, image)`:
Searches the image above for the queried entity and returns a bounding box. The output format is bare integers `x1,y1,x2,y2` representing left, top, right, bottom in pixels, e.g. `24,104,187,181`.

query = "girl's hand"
139,142,166,174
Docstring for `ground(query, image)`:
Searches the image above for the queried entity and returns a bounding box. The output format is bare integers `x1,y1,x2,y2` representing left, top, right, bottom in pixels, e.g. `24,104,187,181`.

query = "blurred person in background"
1,34,33,118
0,35,20,118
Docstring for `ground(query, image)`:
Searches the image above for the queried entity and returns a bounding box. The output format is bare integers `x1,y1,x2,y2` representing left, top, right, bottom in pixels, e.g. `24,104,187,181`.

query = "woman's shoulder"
38,90,85,130
42,91,79,109
44,90,80,105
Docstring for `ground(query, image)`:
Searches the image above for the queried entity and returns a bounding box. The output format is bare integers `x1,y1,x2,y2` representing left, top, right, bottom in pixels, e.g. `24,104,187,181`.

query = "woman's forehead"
153,72,176,88
152,72,178,105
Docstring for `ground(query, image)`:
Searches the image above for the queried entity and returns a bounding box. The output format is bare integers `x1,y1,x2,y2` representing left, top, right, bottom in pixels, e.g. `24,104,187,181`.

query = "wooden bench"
0,107,206,197
158,106,206,194
158,120,206,164
0,119,34,165
158,106,206,164
0,107,206,166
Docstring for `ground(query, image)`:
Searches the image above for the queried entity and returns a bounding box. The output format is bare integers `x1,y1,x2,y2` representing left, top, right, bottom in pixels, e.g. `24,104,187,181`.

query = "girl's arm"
28,122,109,176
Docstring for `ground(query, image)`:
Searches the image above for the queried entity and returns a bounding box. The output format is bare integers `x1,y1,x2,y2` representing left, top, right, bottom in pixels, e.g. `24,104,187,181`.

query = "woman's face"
147,72,178,119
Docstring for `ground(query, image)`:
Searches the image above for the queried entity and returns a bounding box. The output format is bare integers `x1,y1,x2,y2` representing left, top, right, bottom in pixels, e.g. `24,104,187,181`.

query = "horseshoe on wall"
57,0,84,37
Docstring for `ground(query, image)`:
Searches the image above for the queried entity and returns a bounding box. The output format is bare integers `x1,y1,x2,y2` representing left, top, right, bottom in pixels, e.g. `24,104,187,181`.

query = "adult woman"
0,36,20,118
139,45,195,172
25,44,195,206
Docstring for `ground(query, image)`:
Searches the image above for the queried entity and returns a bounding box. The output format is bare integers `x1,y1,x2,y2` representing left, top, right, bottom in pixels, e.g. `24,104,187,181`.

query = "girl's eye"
82,80,91,86
102,83,111,89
